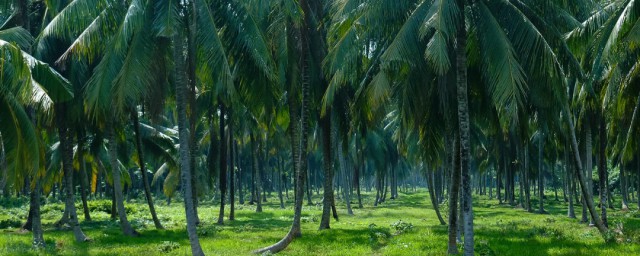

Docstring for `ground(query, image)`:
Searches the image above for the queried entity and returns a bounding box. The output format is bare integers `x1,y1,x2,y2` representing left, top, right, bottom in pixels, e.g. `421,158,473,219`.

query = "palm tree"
1,25,75,246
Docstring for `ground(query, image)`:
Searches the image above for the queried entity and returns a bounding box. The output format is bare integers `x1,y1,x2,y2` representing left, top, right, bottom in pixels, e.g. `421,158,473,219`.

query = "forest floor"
1,190,640,255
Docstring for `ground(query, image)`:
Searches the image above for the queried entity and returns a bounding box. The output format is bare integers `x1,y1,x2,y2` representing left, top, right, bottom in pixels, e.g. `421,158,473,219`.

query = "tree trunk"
538,133,545,213
251,133,262,213
106,120,137,237
218,102,227,224
428,168,446,225
57,105,89,241
254,22,311,253
355,133,364,208
75,129,92,222
131,110,163,229
598,111,608,227
31,177,45,248
229,118,236,220
455,18,474,255
174,11,204,254
448,135,460,255
586,113,594,225
564,105,609,237
319,114,335,230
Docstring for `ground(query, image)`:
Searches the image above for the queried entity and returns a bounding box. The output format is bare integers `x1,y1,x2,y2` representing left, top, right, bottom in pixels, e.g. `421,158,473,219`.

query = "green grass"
1,190,640,255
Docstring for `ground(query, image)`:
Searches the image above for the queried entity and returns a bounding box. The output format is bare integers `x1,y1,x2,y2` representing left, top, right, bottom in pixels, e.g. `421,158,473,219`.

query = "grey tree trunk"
586,114,594,225
229,114,236,220
251,133,263,213
76,129,92,221
173,17,204,255
538,133,545,213
106,120,138,237
455,18,474,255
428,168,446,225
31,177,45,248
218,103,227,224
254,23,310,253
338,144,353,215
57,107,89,241
598,111,608,227
448,136,460,255
319,114,335,230
131,110,163,229
564,105,609,237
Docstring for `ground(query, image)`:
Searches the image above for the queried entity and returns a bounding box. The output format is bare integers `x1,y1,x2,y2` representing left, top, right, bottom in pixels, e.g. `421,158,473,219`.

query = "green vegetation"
2,192,640,255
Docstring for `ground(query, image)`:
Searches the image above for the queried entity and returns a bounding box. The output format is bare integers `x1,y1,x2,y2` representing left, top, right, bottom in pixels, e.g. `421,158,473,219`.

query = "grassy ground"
1,190,640,255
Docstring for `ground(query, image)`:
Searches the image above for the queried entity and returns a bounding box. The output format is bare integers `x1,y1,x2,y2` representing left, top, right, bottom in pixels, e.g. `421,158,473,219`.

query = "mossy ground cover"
1,190,639,255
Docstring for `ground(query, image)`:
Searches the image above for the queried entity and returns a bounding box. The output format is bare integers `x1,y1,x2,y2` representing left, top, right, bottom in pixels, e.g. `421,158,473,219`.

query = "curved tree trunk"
564,105,609,238
131,110,163,229
428,168,446,225
586,114,594,225
455,18,474,255
254,22,311,253
173,18,204,254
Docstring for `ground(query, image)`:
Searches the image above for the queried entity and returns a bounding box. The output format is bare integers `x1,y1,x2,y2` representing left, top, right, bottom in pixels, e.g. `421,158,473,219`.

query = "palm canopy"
0,25,73,186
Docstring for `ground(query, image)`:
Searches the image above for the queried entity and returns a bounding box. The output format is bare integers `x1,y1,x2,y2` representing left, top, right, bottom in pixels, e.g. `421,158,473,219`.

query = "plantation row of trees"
2,0,640,255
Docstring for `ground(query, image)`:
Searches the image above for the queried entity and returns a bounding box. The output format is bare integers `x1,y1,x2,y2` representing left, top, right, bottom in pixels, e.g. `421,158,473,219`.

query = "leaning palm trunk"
131,110,163,229
455,19,474,255
563,105,609,238
56,106,89,242
428,168,446,225
106,120,138,237
173,18,204,255
538,133,545,213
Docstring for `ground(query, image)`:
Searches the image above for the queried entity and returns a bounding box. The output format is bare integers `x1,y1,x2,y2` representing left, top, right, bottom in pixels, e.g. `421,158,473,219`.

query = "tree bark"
251,133,263,213
218,102,227,224
174,13,204,253
455,17,474,255
131,110,163,229
106,120,138,237
77,129,92,222
564,106,609,237
31,177,45,248
448,136,460,255
57,105,89,241
229,115,236,220
598,111,608,227
429,168,446,225
319,114,335,230
538,133,545,213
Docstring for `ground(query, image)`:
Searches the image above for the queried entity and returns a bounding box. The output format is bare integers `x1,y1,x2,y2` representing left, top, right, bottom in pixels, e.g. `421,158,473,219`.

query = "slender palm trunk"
448,136,460,255
106,120,138,237
598,111,608,227
57,105,89,241
0,134,7,198
229,112,236,220
355,133,364,208
218,103,227,224
319,114,335,230
586,114,594,225
76,129,92,221
254,22,311,253
455,18,474,255
32,177,45,248
174,14,204,253
251,133,262,213
131,110,163,229
538,133,545,213
429,168,446,225
564,105,609,237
